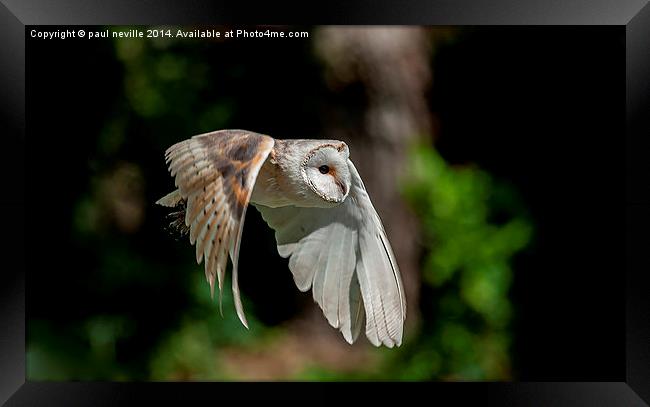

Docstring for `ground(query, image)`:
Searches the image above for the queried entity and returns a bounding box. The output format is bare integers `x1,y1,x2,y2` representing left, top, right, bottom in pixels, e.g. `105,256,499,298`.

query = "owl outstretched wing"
254,160,406,347
160,129,275,328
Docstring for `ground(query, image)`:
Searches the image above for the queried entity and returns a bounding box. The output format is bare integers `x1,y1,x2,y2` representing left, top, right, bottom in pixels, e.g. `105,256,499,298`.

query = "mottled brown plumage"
161,129,274,327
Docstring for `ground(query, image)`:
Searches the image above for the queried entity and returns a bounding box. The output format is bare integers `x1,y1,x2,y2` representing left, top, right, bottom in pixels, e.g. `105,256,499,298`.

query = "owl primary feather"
157,129,406,347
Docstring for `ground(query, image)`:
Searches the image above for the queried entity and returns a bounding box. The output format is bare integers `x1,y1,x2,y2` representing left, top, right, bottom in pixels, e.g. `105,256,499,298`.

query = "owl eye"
318,165,330,174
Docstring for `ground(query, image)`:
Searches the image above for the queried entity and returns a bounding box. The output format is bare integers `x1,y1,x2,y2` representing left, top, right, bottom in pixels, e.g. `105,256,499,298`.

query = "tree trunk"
314,26,435,329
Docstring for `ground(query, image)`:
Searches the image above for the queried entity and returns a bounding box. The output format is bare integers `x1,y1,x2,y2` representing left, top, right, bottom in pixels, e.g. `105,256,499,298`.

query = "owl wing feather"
160,129,275,329
254,160,406,347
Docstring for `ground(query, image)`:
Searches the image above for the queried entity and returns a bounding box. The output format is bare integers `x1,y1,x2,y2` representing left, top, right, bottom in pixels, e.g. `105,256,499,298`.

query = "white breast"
250,156,295,208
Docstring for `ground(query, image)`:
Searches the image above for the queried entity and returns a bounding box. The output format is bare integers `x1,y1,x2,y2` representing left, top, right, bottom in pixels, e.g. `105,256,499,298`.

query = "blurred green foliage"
148,274,270,381
27,28,532,381
29,28,272,381
393,145,533,380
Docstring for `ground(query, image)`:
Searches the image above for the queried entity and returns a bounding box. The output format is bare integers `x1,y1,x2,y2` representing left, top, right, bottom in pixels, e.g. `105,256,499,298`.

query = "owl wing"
254,160,406,347
162,129,275,328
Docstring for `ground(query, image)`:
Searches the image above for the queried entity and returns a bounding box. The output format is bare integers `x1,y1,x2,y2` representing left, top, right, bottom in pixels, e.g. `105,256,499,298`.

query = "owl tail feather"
156,189,183,207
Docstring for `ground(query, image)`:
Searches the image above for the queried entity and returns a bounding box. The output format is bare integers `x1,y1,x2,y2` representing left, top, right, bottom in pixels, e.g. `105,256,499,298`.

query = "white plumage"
158,129,406,347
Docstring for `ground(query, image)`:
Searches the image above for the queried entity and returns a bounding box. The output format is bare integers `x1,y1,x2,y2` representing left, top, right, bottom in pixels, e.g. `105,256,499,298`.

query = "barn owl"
157,129,406,347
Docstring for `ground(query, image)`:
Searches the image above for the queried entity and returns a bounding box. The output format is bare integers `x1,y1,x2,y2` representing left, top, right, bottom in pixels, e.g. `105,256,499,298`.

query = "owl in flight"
157,129,406,347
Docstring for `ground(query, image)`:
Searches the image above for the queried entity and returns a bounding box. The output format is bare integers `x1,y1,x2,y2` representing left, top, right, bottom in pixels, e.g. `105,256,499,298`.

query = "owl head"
298,141,351,207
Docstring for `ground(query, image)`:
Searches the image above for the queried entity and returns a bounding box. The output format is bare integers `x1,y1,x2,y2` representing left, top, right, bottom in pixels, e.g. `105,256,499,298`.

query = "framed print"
1,0,649,405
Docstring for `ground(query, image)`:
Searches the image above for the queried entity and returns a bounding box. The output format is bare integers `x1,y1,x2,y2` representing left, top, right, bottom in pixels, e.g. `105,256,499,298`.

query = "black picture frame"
1,0,649,405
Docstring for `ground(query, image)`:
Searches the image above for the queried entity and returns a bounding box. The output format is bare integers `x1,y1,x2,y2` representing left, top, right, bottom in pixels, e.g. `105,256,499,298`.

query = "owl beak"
335,178,348,197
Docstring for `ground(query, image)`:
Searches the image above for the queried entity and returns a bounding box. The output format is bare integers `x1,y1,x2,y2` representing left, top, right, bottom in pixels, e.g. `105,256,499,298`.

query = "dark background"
430,27,625,380
26,26,624,380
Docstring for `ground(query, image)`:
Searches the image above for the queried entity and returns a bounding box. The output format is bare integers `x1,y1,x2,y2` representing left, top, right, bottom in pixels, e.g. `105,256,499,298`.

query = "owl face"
301,142,351,206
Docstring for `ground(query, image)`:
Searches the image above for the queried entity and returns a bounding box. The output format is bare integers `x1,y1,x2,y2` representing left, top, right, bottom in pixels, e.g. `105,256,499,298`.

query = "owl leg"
163,199,190,238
